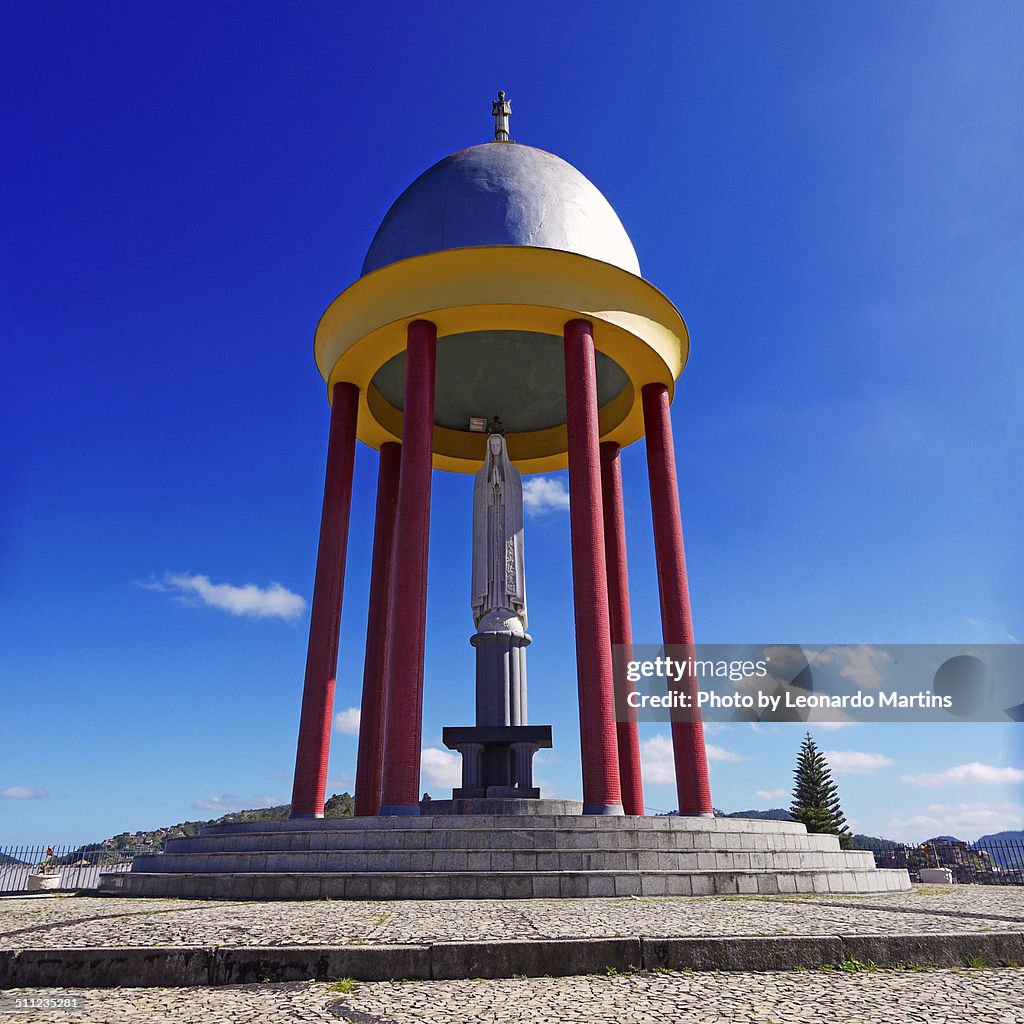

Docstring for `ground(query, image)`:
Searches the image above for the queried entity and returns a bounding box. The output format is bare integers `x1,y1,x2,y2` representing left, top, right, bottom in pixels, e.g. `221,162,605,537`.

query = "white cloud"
421,748,461,790
706,743,745,763
0,786,48,800
816,645,893,689
640,735,676,784
144,573,305,620
900,763,1024,787
760,646,809,673
640,735,743,785
886,802,1024,842
334,707,361,736
756,789,788,801
762,645,893,688
193,794,282,813
824,750,895,775
522,476,570,515
966,617,1020,644
535,779,559,799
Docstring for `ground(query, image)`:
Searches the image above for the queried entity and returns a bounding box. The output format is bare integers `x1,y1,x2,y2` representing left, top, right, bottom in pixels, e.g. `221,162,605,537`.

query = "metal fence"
866,839,1024,885
0,844,152,893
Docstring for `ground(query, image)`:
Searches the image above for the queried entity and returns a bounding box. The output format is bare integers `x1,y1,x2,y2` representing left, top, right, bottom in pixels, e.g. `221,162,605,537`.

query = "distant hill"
81,793,354,857
723,808,794,822
850,831,1023,867
977,830,1024,844
850,832,904,852
976,830,1024,868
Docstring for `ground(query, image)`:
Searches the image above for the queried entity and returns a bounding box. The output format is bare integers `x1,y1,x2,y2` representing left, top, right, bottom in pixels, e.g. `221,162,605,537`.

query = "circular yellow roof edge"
313,246,690,474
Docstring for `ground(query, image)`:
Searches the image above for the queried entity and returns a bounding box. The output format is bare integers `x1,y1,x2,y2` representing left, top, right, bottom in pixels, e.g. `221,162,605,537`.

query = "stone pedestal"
27,874,62,891
919,867,955,884
99,813,912,901
443,725,552,799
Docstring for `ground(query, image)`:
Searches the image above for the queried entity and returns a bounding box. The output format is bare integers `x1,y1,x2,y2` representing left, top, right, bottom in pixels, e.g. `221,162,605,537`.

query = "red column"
290,381,360,818
353,441,401,817
641,381,713,816
564,319,623,815
379,320,437,815
600,441,645,816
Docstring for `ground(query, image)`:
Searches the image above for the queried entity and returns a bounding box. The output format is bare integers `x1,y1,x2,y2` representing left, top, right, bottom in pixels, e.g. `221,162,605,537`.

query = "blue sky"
2,2,1021,847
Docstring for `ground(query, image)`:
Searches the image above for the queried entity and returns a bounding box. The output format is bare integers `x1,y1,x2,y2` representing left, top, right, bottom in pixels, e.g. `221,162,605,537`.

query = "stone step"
170,827,843,856
201,814,812,837
418,799,585,816
132,846,876,874
99,866,909,901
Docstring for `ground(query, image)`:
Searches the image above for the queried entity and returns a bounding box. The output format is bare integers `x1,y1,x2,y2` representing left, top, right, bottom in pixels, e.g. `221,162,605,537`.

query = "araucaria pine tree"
790,733,852,849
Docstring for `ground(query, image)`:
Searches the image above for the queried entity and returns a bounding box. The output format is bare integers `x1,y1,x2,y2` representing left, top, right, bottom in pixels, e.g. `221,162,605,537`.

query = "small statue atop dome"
491,90,511,142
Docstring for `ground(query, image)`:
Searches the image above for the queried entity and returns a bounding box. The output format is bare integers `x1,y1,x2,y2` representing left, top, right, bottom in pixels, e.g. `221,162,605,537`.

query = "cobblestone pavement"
0,886,1021,948
2,969,1023,1023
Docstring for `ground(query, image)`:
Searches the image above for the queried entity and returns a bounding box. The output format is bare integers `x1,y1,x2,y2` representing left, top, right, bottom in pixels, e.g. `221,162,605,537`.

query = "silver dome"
361,143,640,277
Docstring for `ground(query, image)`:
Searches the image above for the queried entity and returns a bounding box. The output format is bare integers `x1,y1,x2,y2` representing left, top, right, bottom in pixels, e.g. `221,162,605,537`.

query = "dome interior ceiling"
371,330,629,434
